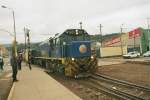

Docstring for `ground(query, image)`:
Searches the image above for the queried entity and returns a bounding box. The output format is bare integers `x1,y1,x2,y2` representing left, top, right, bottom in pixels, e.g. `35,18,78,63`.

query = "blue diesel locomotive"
34,29,97,77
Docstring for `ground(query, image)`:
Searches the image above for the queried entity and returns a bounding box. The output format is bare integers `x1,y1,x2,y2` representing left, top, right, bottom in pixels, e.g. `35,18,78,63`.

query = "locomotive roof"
63,29,88,34
61,29,88,37
39,39,49,46
39,29,90,45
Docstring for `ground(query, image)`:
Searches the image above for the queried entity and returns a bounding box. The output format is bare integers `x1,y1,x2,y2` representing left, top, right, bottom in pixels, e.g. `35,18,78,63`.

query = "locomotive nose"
79,64,88,72
76,58,91,72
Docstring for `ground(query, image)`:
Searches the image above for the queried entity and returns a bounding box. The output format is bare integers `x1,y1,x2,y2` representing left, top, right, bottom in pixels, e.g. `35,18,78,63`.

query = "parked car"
143,51,150,57
123,51,140,58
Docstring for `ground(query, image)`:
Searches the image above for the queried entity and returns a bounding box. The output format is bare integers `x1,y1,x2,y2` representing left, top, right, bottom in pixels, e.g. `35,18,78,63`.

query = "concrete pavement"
98,57,150,66
10,64,82,100
0,57,12,100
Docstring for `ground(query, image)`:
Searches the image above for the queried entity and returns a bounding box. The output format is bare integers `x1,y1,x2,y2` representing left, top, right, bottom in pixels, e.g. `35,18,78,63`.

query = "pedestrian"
17,54,22,70
10,54,18,82
0,57,4,70
28,54,32,70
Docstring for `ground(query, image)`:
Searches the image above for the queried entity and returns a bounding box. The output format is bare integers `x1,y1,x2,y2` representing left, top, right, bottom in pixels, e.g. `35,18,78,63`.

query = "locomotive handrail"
34,57,62,60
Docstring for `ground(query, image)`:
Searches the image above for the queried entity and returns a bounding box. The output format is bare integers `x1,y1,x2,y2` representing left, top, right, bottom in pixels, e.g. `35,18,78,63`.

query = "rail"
92,73,150,92
86,73,150,100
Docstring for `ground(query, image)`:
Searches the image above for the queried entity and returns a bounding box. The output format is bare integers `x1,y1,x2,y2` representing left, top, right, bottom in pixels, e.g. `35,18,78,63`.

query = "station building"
0,44,8,57
99,28,150,57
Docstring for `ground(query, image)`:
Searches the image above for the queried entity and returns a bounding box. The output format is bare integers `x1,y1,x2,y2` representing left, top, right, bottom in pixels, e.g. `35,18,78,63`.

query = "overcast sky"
0,0,150,44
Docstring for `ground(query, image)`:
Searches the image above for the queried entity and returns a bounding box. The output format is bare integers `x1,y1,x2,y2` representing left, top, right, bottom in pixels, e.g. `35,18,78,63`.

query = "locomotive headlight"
91,56,94,59
76,29,79,35
72,58,75,61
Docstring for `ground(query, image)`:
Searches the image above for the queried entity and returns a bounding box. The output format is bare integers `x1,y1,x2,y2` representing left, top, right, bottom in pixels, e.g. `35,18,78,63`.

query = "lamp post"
24,28,31,70
1,5,17,57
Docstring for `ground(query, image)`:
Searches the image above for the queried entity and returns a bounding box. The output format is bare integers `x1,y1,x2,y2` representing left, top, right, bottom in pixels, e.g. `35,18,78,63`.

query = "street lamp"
1,5,17,57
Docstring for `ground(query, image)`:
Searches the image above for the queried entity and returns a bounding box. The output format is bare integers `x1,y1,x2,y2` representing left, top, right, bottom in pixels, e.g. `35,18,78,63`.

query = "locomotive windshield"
64,29,88,36
62,29,90,41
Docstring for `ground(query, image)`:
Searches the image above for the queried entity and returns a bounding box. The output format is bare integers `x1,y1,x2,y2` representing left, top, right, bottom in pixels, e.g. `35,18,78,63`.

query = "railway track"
92,73,150,92
47,72,150,99
87,73,150,100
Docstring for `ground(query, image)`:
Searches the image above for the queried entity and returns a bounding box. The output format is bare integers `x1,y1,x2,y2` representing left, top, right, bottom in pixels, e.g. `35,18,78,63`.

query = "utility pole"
25,28,32,70
120,25,123,55
79,22,82,29
1,5,17,57
99,24,103,47
133,31,136,51
12,9,17,57
24,27,27,57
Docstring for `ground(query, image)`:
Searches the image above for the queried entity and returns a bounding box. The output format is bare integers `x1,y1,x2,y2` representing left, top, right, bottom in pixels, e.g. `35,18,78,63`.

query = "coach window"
49,39,53,48
54,38,57,45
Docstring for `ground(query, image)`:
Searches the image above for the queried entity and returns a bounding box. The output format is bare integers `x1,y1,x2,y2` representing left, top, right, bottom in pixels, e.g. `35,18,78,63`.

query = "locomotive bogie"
33,56,97,77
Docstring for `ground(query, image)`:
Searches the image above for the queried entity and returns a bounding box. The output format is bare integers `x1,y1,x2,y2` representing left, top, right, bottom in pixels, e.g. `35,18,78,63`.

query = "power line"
0,28,14,36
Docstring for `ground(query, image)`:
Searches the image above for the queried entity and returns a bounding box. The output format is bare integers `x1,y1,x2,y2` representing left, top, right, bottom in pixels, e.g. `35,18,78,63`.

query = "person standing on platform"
10,54,18,82
0,57,4,70
17,54,22,70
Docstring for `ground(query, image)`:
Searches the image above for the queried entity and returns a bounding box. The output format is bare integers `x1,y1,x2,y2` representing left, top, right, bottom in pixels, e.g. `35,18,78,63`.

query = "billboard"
103,37,121,46
128,28,141,39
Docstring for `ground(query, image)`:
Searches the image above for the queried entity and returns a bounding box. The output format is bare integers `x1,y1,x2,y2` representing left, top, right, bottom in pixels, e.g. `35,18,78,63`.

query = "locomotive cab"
60,29,97,77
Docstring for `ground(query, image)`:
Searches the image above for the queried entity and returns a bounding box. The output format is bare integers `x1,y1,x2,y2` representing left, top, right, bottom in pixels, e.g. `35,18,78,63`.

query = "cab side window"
56,38,60,46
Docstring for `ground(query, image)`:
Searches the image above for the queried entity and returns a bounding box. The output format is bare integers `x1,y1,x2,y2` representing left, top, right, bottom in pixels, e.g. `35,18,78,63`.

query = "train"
31,29,97,78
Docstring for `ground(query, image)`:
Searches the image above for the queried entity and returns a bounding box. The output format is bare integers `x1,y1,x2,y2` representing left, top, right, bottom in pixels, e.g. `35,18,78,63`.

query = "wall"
100,46,127,57
127,28,141,52
141,29,150,53
102,33,128,47
99,28,148,56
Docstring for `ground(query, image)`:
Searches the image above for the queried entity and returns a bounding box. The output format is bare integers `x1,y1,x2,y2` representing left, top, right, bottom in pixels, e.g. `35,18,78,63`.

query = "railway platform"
8,63,82,100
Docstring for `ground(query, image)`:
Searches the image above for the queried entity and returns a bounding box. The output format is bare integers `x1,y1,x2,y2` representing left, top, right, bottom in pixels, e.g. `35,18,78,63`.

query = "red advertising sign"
128,28,141,39
104,37,121,46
